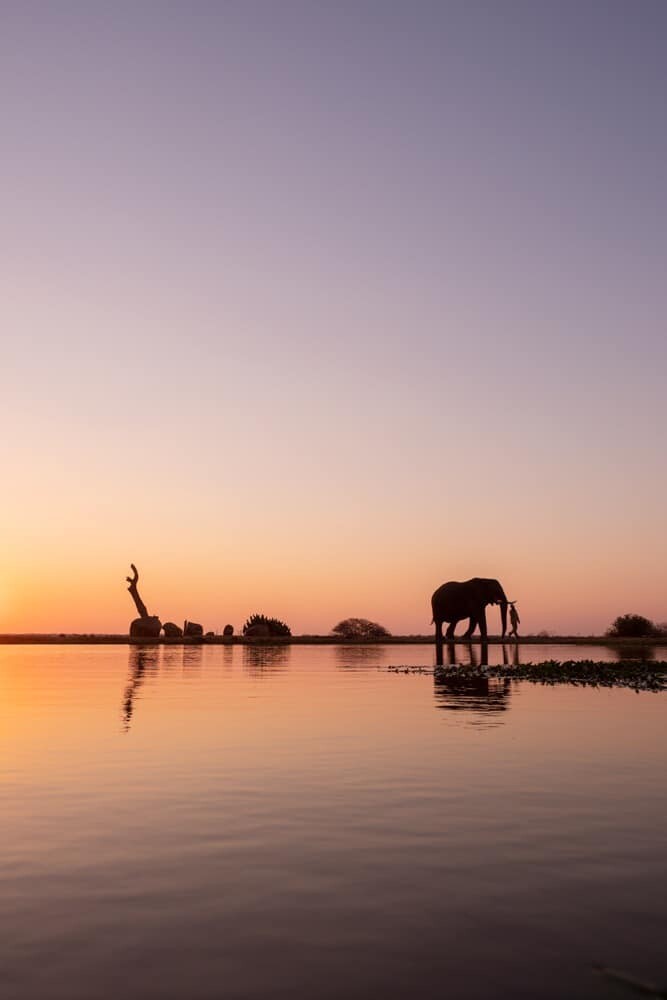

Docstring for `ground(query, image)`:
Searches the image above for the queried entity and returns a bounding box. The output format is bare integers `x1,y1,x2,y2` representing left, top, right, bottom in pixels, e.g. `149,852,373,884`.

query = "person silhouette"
508,602,520,639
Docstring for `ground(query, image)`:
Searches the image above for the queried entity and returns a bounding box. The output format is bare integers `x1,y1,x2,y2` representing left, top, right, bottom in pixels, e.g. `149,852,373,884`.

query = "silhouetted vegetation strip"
606,613,667,638
331,618,391,640
242,614,292,637
387,660,667,691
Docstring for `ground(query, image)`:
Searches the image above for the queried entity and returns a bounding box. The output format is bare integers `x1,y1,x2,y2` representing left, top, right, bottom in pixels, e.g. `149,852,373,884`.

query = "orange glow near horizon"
2,519,666,635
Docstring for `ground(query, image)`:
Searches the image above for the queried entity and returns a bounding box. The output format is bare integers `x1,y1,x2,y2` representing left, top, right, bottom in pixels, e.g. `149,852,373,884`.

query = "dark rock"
129,616,161,639
183,621,204,637
163,622,183,639
244,623,270,638
223,624,234,637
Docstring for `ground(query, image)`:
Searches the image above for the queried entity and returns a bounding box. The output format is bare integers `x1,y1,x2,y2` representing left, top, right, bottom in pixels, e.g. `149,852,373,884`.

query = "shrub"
242,613,291,637
331,618,391,640
606,614,657,638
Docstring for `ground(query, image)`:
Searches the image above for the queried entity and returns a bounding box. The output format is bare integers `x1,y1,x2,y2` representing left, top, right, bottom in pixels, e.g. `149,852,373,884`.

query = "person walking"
509,601,520,639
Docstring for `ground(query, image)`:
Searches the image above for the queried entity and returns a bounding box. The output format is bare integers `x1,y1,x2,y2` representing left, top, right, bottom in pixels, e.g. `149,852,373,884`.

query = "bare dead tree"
126,563,149,619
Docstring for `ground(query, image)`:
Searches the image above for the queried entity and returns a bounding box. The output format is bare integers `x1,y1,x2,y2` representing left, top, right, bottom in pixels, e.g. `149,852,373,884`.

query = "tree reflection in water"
122,644,161,732
222,644,234,671
434,642,513,725
334,645,386,669
242,644,291,678
611,643,656,662
182,644,204,675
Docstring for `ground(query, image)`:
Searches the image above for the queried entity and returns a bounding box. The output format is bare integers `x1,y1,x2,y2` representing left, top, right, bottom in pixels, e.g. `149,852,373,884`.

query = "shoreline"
0,634,665,647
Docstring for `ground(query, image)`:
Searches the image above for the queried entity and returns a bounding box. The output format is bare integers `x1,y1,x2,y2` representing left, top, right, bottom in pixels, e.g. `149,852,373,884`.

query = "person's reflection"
242,644,290,678
334,645,386,669
499,642,521,667
123,644,160,732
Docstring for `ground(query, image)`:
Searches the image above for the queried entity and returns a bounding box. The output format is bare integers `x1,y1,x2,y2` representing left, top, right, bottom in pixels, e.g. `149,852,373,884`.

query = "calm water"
1,643,666,999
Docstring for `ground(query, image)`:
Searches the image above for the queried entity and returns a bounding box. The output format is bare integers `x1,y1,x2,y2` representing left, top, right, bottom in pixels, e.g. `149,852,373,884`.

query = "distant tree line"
231,612,667,640
243,614,291,637
331,618,391,640
607,614,667,638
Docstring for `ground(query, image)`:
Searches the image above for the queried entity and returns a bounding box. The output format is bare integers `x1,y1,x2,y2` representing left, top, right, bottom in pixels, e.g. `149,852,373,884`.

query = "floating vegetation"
384,660,667,692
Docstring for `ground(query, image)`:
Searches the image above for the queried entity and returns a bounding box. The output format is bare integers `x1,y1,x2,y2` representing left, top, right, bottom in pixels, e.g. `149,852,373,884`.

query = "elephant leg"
445,620,457,640
463,617,477,638
478,608,488,640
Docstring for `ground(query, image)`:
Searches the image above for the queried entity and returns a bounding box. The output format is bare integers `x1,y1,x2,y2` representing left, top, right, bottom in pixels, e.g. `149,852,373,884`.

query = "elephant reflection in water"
443,641,488,668
442,641,520,669
122,644,161,732
434,641,513,724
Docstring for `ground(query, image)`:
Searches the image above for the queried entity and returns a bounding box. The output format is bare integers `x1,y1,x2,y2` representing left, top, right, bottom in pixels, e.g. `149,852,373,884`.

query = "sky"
2,1,666,635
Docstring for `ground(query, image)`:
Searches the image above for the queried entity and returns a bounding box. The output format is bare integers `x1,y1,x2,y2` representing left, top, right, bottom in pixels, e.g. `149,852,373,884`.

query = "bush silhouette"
606,614,657,638
242,613,291,637
331,618,391,640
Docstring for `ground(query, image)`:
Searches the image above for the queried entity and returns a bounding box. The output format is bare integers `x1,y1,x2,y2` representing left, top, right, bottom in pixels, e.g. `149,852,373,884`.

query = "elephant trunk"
499,599,508,638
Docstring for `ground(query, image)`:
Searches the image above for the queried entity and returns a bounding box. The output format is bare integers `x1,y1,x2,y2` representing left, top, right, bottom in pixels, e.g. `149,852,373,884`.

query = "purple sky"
2,2,666,633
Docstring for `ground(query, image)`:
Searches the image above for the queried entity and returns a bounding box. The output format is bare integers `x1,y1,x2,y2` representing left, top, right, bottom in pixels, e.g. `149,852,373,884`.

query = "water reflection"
438,641,521,667
434,674,512,726
222,644,234,670
182,644,204,674
610,643,656,661
504,643,521,667
434,642,514,725
161,644,183,673
242,644,291,678
122,644,160,732
334,645,386,669
6,644,667,1000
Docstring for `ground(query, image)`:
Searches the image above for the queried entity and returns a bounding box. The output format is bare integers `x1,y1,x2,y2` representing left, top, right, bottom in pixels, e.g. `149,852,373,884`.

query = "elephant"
431,578,509,655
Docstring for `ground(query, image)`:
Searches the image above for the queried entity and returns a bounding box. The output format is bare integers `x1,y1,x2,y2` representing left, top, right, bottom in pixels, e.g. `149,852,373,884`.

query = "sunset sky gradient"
2,2,666,634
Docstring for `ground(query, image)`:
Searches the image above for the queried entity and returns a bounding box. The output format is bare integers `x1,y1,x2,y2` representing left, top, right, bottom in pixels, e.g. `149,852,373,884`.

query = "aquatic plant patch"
384,660,667,692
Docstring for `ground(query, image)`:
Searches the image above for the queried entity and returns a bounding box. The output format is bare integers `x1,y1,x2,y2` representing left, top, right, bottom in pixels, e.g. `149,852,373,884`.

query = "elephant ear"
470,577,504,604
468,578,488,602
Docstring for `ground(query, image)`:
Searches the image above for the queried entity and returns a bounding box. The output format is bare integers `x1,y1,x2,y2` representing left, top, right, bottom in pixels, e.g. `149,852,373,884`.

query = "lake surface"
2,643,666,999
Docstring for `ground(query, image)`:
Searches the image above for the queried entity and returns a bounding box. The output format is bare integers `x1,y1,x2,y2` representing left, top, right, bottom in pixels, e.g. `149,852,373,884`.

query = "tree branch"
126,563,149,619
